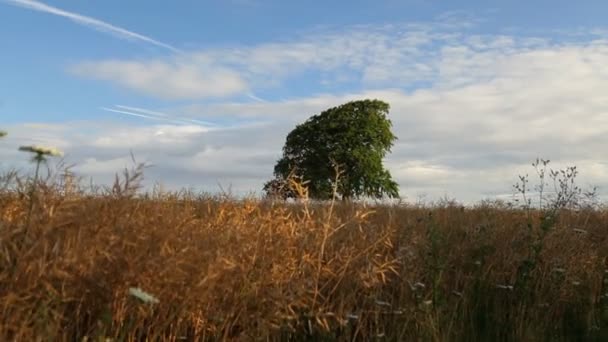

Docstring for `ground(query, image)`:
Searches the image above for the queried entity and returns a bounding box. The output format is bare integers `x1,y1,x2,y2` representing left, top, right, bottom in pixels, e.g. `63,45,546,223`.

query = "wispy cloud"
65,14,488,99
3,0,181,53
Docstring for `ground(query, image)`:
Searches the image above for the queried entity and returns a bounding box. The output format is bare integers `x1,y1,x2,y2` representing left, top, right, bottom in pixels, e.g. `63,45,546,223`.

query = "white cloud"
71,60,248,99
3,0,180,53
76,157,136,175
90,124,209,149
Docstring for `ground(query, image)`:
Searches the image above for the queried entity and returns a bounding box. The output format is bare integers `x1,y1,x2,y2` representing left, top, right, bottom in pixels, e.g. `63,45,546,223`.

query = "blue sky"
1,0,608,202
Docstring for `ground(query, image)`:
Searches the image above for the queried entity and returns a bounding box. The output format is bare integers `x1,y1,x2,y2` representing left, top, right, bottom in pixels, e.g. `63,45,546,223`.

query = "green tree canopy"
264,99,399,200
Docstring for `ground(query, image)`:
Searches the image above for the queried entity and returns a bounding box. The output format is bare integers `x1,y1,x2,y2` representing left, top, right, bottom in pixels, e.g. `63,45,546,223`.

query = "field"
0,168,607,341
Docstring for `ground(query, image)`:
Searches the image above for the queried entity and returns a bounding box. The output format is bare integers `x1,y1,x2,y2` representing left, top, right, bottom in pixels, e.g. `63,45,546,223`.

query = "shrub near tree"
264,99,400,200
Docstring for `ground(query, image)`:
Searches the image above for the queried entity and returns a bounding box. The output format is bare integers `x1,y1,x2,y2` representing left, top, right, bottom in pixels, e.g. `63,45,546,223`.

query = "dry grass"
0,172,607,341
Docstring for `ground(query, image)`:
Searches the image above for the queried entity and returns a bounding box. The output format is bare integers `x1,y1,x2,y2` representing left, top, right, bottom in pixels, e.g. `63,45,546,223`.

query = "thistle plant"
18,145,63,236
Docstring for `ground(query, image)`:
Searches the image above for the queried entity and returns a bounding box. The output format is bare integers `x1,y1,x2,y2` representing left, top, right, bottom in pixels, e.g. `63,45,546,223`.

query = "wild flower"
18,144,64,240
375,300,391,307
19,145,63,159
496,285,514,290
346,313,359,320
413,282,426,289
128,287,159,304
18,144,63,186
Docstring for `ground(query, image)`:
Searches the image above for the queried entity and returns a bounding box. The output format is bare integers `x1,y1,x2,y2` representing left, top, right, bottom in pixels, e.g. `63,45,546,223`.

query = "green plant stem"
24,156,42,239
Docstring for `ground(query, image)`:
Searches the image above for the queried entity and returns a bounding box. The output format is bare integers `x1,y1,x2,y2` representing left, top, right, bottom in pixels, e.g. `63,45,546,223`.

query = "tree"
264,99,400,200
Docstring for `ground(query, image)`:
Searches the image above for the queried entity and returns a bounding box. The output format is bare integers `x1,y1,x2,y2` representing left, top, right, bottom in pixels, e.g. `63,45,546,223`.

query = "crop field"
0,169,607,341
5,0,608,340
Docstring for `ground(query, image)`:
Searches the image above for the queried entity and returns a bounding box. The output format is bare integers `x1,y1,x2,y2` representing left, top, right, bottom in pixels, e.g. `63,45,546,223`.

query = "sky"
1,0,608,203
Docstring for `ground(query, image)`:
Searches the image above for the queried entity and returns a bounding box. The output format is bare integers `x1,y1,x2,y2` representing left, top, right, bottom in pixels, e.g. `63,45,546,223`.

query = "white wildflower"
496,284,514,290
128,287,159,304
19,145,63,157
413,282,426,289
375,300,391,307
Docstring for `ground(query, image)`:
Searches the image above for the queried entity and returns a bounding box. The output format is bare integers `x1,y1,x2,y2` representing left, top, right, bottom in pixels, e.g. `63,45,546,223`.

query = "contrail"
247,93,267,103
114,105,217,126
115,105,170,118
103,106,261,131
3,0,181,53
102,107,218,128
102,107,186,124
